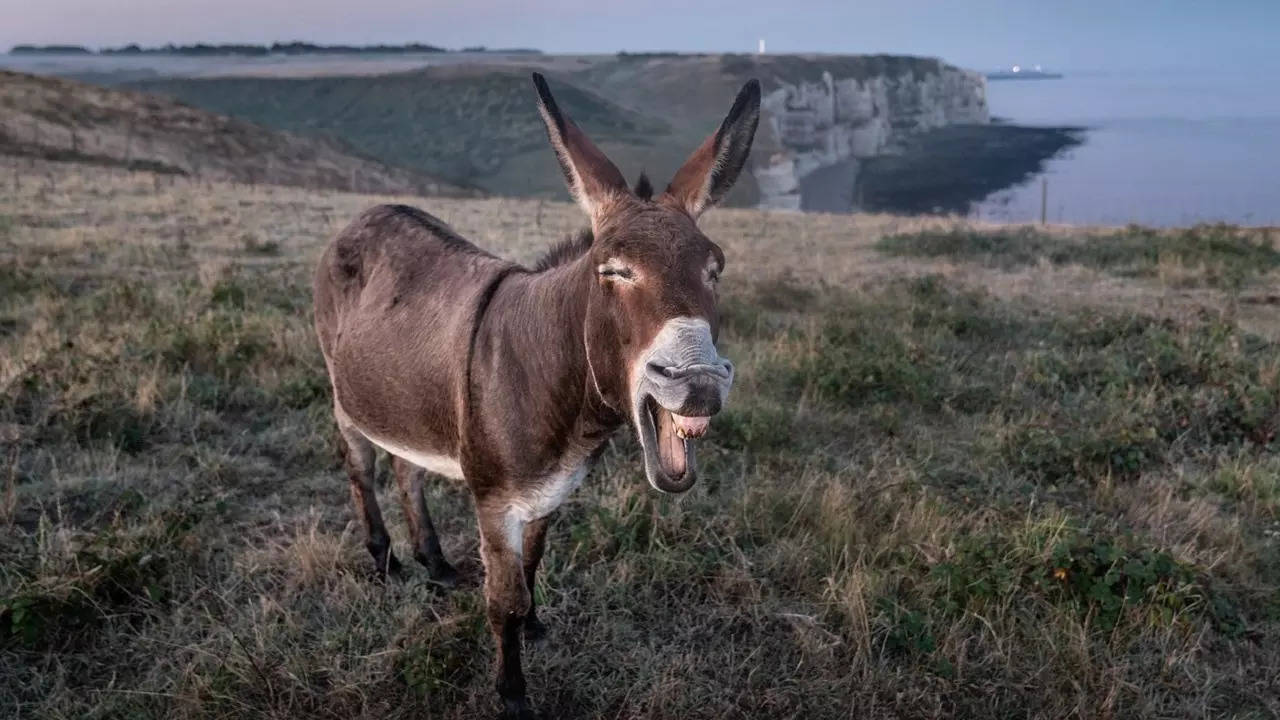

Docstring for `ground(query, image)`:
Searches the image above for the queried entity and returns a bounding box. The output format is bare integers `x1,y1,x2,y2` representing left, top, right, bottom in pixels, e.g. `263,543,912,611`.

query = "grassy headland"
1,159,1277,718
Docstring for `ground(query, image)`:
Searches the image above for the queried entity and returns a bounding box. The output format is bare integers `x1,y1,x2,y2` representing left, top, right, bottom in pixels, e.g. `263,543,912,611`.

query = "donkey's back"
313,204,513,462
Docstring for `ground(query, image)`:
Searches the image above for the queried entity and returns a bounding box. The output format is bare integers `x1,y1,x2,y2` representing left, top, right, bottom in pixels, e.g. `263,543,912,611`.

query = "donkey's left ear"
532,72,629,224
663,79,761,219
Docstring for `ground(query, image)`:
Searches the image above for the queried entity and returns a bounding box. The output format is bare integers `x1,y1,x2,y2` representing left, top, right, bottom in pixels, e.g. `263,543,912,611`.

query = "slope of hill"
0,71,478,196
132,65,670,199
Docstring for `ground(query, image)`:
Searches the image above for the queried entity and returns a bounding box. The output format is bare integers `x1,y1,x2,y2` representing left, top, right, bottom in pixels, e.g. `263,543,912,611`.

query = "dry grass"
2,159,1278,719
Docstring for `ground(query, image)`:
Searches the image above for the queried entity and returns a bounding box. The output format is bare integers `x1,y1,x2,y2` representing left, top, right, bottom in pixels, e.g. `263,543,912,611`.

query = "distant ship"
986,65,1063,81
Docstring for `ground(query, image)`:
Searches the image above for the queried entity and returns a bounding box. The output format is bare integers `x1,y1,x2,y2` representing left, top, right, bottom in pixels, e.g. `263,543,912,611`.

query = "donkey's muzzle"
644,361,732,417
639,317,734,417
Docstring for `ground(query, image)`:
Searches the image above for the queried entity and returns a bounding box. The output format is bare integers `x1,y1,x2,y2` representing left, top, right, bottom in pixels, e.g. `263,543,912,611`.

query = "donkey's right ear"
532,73,629,224
662,79,760,219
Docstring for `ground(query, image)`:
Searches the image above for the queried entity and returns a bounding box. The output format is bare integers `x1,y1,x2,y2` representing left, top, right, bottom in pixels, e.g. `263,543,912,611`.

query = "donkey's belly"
329,308,468,480
362,429,465,480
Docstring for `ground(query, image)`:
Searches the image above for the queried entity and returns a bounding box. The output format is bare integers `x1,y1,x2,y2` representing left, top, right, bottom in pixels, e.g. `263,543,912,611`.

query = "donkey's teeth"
672,413,710,438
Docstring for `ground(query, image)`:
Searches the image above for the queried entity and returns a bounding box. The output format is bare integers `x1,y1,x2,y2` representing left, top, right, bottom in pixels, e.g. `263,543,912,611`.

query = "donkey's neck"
500,253,593,357
469,250,620,460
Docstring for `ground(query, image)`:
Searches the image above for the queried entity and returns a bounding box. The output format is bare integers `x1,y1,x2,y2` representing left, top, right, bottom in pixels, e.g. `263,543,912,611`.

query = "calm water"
977,69,1280,227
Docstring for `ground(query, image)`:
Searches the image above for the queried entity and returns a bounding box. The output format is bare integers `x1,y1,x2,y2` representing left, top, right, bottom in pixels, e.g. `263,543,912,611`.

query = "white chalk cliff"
751,65,989,210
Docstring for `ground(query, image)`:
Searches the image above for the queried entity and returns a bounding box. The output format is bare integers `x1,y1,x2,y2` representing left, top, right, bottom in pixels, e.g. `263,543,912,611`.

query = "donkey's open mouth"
635,368,732,494
638,395,706,493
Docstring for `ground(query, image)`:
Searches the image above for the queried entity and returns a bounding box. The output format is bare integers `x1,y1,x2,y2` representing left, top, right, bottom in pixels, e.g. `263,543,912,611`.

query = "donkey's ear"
663,79,761,219
532,72,629,222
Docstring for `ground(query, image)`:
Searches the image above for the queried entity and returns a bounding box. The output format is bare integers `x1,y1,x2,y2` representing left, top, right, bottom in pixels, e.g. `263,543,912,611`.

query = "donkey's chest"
508,461,591,523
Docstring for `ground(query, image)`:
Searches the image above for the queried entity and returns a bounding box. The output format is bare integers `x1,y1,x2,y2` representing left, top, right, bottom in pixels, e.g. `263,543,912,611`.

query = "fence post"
1040,178,1048,225
123,118,135,169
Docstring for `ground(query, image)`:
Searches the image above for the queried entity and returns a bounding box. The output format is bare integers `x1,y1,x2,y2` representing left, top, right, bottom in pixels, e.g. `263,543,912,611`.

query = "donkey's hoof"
523,615,548,644
368,552,404,583
499,698,537,720
418,555,460,588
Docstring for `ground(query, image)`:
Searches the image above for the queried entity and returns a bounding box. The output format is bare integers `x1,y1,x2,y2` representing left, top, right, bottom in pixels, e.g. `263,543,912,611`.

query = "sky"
2,0,1277,72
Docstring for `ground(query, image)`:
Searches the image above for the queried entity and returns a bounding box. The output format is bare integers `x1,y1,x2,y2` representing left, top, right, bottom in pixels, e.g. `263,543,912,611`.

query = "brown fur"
312,73,760,718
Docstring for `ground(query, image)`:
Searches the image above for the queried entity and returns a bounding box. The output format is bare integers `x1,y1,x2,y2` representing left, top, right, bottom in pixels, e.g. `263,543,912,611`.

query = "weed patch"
396,594,488,704
0,262,43,299
239,232,281,256
877,224,1280,288
1,510,197,648
926,525,1234,632
721,275,1278,487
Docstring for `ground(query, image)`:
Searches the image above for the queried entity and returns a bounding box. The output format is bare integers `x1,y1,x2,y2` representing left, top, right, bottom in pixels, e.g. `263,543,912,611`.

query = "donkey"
313,72,760,718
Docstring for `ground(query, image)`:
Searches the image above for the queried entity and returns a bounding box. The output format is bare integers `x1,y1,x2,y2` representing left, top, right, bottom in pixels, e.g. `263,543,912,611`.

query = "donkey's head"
532,72,760,493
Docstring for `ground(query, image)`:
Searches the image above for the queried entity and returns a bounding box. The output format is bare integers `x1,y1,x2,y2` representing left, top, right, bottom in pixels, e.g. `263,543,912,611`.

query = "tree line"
9,42,542,56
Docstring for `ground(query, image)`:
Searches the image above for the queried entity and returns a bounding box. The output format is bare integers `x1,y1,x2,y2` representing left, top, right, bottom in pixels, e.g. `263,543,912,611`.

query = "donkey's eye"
597,263,635,282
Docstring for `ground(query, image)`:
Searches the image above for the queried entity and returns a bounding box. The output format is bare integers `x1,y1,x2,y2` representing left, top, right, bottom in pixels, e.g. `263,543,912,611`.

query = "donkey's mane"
531,229,593,272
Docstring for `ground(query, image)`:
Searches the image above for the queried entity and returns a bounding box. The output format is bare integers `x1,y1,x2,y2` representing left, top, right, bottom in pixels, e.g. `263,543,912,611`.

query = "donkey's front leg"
478,505,535,719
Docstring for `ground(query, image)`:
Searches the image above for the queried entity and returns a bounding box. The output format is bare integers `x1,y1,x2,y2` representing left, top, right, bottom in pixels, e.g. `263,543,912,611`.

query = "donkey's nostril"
648,361,733,382
647,362,675,380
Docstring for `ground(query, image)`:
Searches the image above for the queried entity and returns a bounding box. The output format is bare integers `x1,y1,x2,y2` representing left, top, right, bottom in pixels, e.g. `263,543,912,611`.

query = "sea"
976,68,1280,227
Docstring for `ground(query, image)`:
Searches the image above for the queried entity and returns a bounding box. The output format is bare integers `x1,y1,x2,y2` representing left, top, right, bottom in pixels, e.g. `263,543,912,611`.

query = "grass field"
1,159,1278,719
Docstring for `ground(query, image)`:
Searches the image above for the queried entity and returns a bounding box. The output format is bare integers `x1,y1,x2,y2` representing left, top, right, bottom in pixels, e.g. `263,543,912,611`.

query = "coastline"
801,123,1085,215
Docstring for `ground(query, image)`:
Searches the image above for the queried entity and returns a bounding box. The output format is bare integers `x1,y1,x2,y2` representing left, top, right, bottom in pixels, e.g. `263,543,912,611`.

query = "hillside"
0,71,478,196
1,157,1278,718
133,65,671,200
